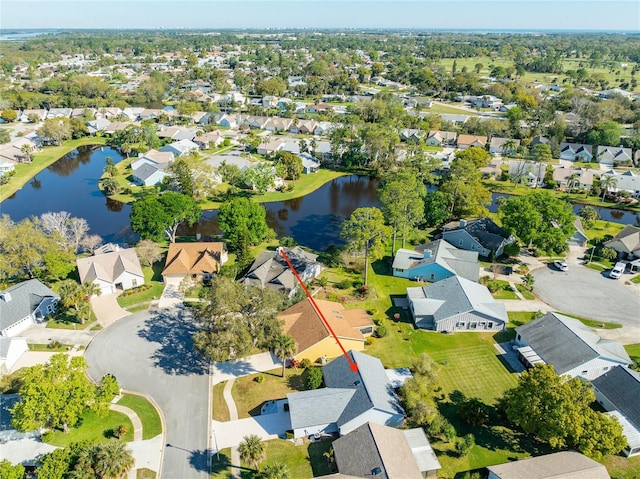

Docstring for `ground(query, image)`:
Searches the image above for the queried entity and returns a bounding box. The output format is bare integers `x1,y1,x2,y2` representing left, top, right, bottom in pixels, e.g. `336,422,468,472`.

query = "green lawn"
631,274,640,284
624,343,640,368
116,393,163,440
117,262,166,309
490,280,519,300
42,408,133,447
28,343,76,352
556,311,622,329
212,382,230,422
427,102,480,117
46,309,98,330
515,284,535,300
0,137,108,202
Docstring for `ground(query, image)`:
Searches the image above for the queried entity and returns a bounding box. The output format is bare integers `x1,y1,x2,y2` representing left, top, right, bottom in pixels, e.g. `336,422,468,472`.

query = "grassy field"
46,310,98,330
43,408,134,447
116,393,163,440
515,284,535,300
0,137,108,202
117,262,166,309
427,102,480,117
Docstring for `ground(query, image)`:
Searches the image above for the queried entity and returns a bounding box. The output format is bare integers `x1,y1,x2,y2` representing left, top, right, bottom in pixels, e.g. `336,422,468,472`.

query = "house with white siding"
76,245,145,295
441,218,514,258
0,337,28,374
0,280,60,337
559,142,593,162
514,312,631,380
487,451,611,479
597,146,633,166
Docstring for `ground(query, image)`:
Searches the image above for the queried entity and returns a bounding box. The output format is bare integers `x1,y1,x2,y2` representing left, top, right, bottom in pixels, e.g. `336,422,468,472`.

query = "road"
85,307,210,479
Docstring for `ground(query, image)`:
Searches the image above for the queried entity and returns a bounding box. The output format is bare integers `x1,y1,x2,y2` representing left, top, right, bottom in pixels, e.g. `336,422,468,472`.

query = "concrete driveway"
85,307,210,479
211,352,279,385
91,293,129,326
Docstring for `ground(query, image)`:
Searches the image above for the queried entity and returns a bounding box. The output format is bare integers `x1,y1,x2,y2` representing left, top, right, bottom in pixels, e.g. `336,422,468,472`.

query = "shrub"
375,325,388,338
365,336,375,346
279,236,296,247
114,424,128,439
503,242,520,257
487,281,499,293
336,279,351,290
601,247,617,262
254,375,265,384
455,434,475,456
318,276,328,287
299,358,312,369
357,284,369,297
306,367,323,390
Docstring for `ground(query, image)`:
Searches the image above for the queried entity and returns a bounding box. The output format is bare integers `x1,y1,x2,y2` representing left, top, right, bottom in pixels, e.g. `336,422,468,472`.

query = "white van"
609,262,625,279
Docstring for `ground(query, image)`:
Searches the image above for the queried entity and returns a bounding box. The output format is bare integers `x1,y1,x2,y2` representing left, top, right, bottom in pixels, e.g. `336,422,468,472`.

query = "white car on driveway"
609,262,625,279
553,260,568,272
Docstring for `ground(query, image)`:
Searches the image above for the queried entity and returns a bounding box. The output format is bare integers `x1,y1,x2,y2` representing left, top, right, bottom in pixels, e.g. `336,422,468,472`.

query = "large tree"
340,207,391,285
238,435,266,472
439,158,491,219
378,168,425,254
39,118,72,145
130,192,201,243
272,334,297,378
217,197,272,251
273,151,303,182
423,190,451,227
0,460,24,479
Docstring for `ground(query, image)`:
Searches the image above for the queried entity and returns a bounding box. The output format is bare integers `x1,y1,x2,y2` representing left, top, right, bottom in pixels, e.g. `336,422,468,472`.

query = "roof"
408,275,508,324
604,225,640,255
279,298,373,354
132,163,166,182
333,422,425,479
516,313,631,374
442,217,511,253
457,134,487,146
486,451,610,479
77,249,144,285
592,366,640,429
403,427,442,474
139,149,174,165
392,239,479,281
0,279,59,331
287,388,355,430
162,242,226,277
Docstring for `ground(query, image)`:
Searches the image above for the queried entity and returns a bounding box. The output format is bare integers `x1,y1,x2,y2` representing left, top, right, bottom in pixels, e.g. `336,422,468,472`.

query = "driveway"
85,307,210,479
91,293,129,326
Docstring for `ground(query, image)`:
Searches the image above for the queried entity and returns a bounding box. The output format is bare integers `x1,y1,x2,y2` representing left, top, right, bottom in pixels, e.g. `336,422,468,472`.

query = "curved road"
85,307,210,479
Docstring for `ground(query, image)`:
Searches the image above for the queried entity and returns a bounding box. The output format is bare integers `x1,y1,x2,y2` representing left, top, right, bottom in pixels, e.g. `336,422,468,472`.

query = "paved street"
85,307,210,479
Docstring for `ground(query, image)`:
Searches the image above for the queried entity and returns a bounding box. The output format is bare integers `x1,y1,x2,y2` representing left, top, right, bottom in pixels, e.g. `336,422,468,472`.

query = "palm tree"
238,434,266,472
600,174,618,201
101,177,120,196
502,139,517,157
92,442,135,479
259,462,291,479
272,334,297,378
567,173,580,192
20,144,33,163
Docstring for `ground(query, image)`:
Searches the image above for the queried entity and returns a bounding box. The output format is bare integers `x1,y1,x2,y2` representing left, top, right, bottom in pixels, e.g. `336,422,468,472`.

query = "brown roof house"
456,134,487,150
279,298,374,363
162,242,228,282
76,244,144,296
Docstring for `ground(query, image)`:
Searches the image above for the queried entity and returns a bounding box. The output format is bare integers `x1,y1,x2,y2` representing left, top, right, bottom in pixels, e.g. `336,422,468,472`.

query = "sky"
1,0,639,31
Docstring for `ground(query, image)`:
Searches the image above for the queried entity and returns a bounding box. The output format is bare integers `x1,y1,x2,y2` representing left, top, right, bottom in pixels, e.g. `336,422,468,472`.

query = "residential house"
0,138,38,169
279,298,374,363
560,142,593,162
159,139,199,157
257,138,287,156
46,108,73,119
306,103,333,114
439,114,469,125
429,148,457,170
206,153,252,172
406,275,508,332
122,107,145,121
314,121,336,136
194,130,225,149
240,247,322,298
601,170,640,198
508,161,547,187
290,119,318,135
0,279,60,337
514,312,631,380
531,135,551,147
0,337,28,374
441,218,513,258
552,167,595,191
456,134,487,150
592,366,640,457
569,217,589,247
490,137,521,155
487,451,611,479
19,109,48,123
300,153,320,174
162,242,228,282
131,163,169,186
265,117,293,132
95,107,123,120
392,239,479,282
333,422,441,479
76,245,145,295
597,146,633,166
472,95,503,109
425,130,457,147
400,129,424,143
480,158,502,179
286,351,405,439
86,117,112,135
246,116,270,130
604,225,640,261
157,126,198,141
103,122,132,135
130,149,174,171
217,113,238,129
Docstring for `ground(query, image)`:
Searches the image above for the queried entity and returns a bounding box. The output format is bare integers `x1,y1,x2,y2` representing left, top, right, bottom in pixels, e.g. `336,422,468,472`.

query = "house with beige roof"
280,298,374,363
456,134,487,150
162,242,228,282
487,451,610,479
76,244,145,295
604,225,640,261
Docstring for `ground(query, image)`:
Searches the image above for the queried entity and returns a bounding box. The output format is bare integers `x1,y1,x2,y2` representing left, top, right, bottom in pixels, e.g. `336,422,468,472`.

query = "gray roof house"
487,451,610,479
287,351,405,439
514,312,631,380
240,246,322,298
392,239,479,283
426,130,457,147
132,163,169,186
604,225,640,261
333,422,441,479
407,275,507,332
597,145,633,166
592,366,640,457
560,142,593,162
159,139,199,157
0,279,60,337
441,218,514,258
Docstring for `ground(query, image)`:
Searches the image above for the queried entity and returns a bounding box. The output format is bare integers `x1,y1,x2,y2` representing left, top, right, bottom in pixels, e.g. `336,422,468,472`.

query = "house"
407,275,508,332
490,137,521,155
591,366,640,457
279,298,374,363
425,130,457,147
47,108,73,119
19,109,48,123
130,149,174,171
560,142,593,162
333,422,441,479
508,161,547,187
162,242,228,282
531,135,550,147
306,103,333,114
159,139,199,157
569,217,588,247
601,170,640,198
264,117,293,132
257,138,286,156
291,119,318,135
286,351,405,439
217,113,238,129
392,239,479,282
441,218,513,258
300,153,320,174
194,130,225,149
157,126,198,141
480,158,502,179
76,245,145,295
604,225,640,261
472,95,503,109
0,337,28,374
514,312,631,379
597,146,633,166
456,134,487,150
314,121,336,136
86,117,112,135
0,279,60,337
552,167,595,190
240,247,322,298
439,113,469,125
429,148,457,170
486,451,611,479
400,129,424,143
132,163,169,186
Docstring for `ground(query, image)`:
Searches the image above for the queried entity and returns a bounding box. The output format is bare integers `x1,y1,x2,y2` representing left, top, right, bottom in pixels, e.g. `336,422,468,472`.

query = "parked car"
609,262,625,279
553,260,568,272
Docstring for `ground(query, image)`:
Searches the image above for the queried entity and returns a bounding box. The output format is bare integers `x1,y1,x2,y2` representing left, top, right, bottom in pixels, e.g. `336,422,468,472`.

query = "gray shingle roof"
0,280,59,331
442,217,511,253
516,313,631,374
132,163,164,182
592,366,640,429
286,388,355,430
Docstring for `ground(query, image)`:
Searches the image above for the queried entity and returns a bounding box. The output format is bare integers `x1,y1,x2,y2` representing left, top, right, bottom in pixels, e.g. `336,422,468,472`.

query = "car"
609,262,625,279
553,260,568,272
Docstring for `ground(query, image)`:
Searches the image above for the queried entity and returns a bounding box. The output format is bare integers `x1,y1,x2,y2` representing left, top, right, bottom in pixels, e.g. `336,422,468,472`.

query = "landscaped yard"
28,342,77,352
42,408,133,447
212,382,230,422
116,393,162,440
117,261,166,309
515,283,535,299
625,343,640,368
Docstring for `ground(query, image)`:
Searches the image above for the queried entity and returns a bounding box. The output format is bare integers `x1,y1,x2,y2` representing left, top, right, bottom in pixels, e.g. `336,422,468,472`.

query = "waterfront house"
392,239,479,282
441,217,513,258
604,225,640,261
159,139,199,157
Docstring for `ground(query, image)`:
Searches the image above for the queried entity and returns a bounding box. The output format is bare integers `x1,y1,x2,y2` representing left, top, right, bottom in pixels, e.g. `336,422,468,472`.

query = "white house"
131,163,169,186
0,279,60,337
597,146,633,166
159,139,199,157
76,245,145,295
0,337,28,374
487,451,611,479
130,149,174,171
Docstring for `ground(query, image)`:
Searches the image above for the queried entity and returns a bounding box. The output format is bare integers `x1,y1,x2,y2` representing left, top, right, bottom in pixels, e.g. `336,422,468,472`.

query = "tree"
340,207,391,285
378,168,425,254
259,462,291,479
579,206,600,228
423,190,451,227
218,197,271,250
306,367,324,389
0,128,10,144
135,239,163,267
599,174,618,201
10,354,108,433
130,192,201,243
455,146,491,168
0,216,51,280
439,158,491,219
1,109,17,122
20,143,33,163
238,435,266,471
96,374,120,403
0,460,24,479
272,334,297,378
101,177,120,196
532,143,553,163
39,118,72,145
399,353,440,428
458,396,489,426
273,151,303,182
91,441,135,479
241,163,276,194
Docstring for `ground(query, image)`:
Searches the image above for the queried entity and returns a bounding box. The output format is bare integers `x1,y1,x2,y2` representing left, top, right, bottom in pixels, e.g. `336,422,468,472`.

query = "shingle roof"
286,388,355,430
486,451,610,479
132,163,164,182
604,225,640,255
77,249,144,285
0,280,59,331
162,242,226,277
592,366,640,429
393,239,479,281
442,217,511,253
516,313,631,374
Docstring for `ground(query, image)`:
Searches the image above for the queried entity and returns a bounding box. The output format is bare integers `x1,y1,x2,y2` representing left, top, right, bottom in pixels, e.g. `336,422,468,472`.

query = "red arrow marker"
278,248,359,373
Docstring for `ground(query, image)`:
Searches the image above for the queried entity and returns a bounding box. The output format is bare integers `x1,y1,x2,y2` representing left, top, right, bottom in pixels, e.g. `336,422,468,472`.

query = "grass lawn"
43,408,133,447
584,220,626,242
601,455,640,479
0,137,108,202
515,284,535,300
212,382,230,422
117,393,163,440
624,343,640,367
631,274,640,284
490,280,519,300
28,343,76,352
136,468,156,479
117,261,165,309
557,311,623,329
427,102,480,116
46,310,98,330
